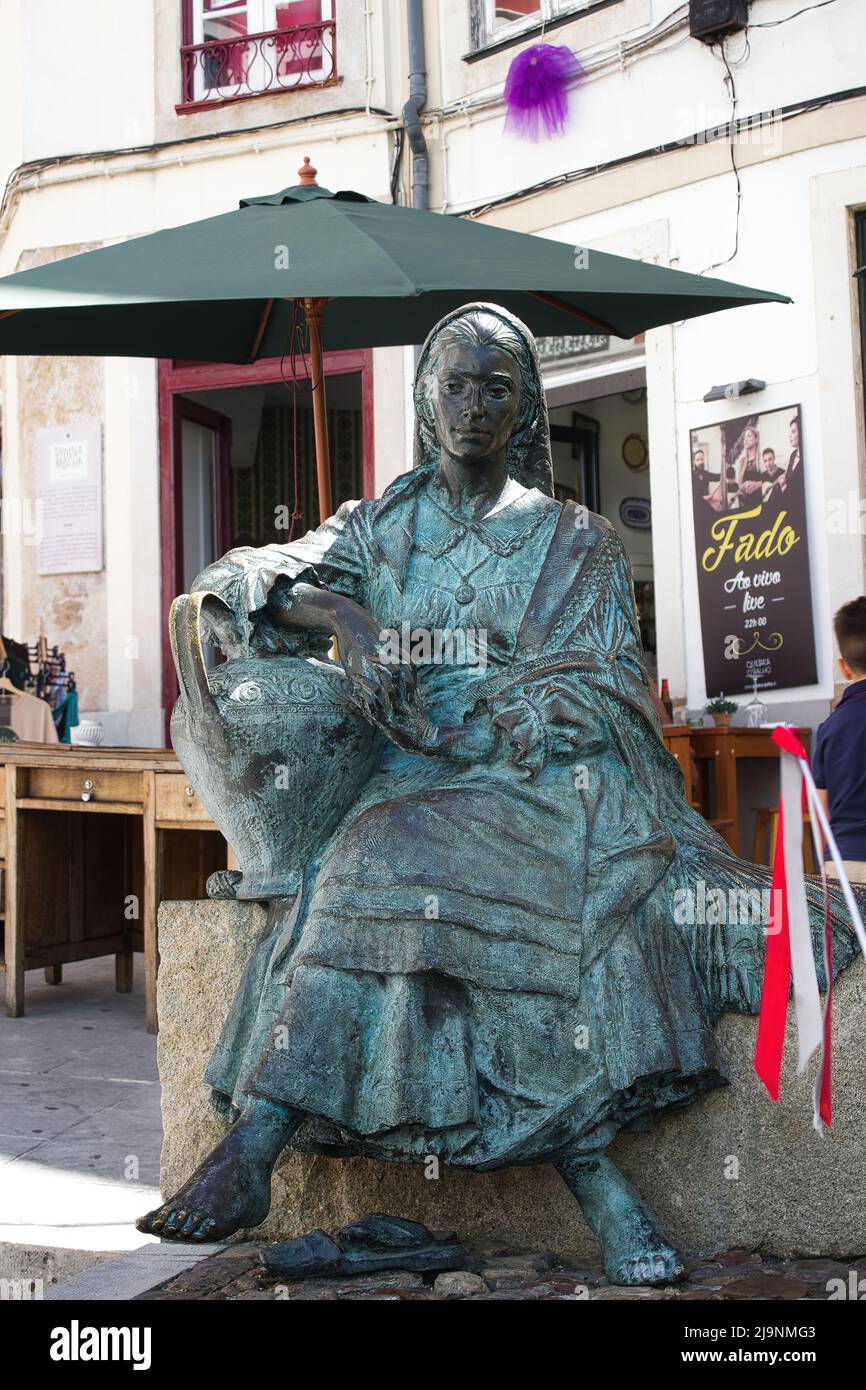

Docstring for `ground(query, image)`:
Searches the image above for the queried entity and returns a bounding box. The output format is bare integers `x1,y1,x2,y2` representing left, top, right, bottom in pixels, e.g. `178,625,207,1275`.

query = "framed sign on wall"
36,421,104,576
689,404,815,697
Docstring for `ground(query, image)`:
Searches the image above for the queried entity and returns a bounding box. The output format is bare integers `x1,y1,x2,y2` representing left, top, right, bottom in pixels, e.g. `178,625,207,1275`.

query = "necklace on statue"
438,547,495,605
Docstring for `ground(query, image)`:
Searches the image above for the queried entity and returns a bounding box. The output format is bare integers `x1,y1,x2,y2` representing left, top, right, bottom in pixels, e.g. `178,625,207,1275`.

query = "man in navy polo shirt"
814,597,866,885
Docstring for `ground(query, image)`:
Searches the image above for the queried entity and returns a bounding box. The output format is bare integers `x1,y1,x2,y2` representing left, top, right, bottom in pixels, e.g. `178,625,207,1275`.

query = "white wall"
18,0,156,162
436,0,866,213
7,0,404,165
0,0,24,209
100,357,162,746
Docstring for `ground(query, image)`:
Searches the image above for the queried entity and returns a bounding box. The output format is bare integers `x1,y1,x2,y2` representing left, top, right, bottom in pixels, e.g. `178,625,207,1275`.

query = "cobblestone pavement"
134,1243,866,1301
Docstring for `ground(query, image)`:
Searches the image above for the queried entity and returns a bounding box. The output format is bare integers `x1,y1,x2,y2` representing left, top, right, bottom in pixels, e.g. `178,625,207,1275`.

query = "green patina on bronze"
143,304,858,1286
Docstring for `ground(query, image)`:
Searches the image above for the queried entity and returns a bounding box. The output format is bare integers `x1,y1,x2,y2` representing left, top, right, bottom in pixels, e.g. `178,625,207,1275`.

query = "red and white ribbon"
754,725,866,1130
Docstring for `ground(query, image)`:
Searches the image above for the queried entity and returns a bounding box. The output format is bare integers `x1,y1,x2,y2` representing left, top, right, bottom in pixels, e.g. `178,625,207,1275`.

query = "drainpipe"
403,0,428,210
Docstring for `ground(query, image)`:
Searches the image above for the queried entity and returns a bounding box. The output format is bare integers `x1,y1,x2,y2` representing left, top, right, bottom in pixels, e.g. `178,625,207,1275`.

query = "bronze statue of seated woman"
139,303,858,1286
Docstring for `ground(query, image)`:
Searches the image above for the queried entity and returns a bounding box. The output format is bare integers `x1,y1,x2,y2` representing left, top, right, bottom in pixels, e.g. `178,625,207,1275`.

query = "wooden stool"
752,806,817,873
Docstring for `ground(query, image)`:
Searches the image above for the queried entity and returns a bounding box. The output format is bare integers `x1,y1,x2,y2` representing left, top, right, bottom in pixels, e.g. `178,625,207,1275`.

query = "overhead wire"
749,0,839,26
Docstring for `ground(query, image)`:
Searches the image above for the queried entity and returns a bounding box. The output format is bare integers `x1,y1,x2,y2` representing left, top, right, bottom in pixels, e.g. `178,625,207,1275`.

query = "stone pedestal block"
158,900,866,1258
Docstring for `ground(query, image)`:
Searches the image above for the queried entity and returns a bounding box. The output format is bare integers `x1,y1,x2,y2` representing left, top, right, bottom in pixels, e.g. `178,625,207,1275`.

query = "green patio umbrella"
0,156,789,516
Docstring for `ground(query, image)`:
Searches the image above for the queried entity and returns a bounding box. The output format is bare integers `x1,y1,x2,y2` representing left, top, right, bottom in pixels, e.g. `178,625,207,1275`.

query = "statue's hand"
190,554,255,658
333,602,436,754
197,594,247,660
486,677,609,775
433,712,498,762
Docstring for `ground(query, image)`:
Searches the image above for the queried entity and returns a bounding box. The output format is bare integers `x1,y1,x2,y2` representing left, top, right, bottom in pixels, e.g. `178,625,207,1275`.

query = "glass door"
176,400,231,593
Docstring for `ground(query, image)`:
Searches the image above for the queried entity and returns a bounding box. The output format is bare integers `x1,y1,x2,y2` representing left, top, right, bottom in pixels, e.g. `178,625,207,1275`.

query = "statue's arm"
190,496,498,760
190,501,371,657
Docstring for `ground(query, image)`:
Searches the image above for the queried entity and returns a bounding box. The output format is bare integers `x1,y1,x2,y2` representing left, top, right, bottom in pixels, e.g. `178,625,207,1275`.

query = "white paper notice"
37,421,104,574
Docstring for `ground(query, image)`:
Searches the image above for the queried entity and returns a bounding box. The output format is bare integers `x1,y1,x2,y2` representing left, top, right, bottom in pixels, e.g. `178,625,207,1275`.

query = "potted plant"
705,694,738,728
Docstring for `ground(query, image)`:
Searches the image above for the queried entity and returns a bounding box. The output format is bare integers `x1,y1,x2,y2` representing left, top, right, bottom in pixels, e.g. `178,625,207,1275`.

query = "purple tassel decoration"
503,43,584,141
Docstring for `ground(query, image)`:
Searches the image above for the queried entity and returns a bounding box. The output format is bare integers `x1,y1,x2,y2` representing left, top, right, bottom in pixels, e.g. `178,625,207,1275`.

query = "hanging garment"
0,636,29,691
0,689,59,743
53,690,80,743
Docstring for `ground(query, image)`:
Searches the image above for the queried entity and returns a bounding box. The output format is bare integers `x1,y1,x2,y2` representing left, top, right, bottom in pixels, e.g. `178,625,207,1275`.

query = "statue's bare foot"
137,1098,299,1243
557,1152,684,1287
136,1132,269,1242
206,868,243,901
604,1231,683,1288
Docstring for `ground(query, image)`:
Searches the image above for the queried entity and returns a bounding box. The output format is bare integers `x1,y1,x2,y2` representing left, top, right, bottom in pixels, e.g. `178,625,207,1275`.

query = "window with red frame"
180,0,335,108
473,1,618,50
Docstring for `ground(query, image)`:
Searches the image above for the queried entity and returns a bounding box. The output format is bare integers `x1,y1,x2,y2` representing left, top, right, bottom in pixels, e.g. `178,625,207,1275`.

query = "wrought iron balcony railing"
179,18,337,111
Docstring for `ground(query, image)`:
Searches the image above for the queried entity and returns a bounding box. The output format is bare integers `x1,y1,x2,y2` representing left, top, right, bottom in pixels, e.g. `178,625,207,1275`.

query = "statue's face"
430,340,522,466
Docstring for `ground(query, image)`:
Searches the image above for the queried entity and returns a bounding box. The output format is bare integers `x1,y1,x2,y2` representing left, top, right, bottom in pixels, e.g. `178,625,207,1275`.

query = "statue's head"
413,303,554,495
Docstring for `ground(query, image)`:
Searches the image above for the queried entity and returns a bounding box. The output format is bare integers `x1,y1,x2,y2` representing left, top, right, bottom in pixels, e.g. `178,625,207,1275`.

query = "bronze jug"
169,591,381,899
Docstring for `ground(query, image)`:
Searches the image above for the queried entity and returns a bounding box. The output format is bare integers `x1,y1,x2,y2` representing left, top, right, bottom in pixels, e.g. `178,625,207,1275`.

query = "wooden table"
661,724,693,795
689,725,811,855
0,744,228,1032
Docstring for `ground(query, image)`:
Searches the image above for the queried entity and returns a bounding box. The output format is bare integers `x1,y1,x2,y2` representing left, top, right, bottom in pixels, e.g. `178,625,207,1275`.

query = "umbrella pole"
302,296,333,522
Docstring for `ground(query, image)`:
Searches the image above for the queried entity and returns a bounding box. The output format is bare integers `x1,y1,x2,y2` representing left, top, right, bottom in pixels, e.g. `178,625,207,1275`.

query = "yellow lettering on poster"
701,504,799,573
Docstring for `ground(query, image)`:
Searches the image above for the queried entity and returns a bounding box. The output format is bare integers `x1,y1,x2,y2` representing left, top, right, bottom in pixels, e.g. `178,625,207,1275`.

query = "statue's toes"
137,1203,170,1234
619,1249,683,1286
162,1209,219,1242
654,1250,684,1284
178,1212,201,1238
207,869,243,901
161,1208,188,1236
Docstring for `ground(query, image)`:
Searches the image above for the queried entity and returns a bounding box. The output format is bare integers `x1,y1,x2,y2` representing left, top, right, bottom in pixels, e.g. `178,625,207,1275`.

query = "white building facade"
1,0,865,744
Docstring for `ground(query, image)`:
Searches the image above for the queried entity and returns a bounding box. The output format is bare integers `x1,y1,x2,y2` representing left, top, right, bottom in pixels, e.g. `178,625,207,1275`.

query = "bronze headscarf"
412,302,555,497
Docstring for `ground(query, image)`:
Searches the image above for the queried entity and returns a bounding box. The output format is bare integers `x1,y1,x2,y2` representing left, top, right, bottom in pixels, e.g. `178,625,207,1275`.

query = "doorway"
159,350,374,734
175,398,231,594
547,379,655,676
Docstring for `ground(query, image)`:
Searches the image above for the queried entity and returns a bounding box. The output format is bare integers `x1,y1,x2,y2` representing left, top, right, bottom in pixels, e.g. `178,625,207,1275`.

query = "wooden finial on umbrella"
298,156,318,186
